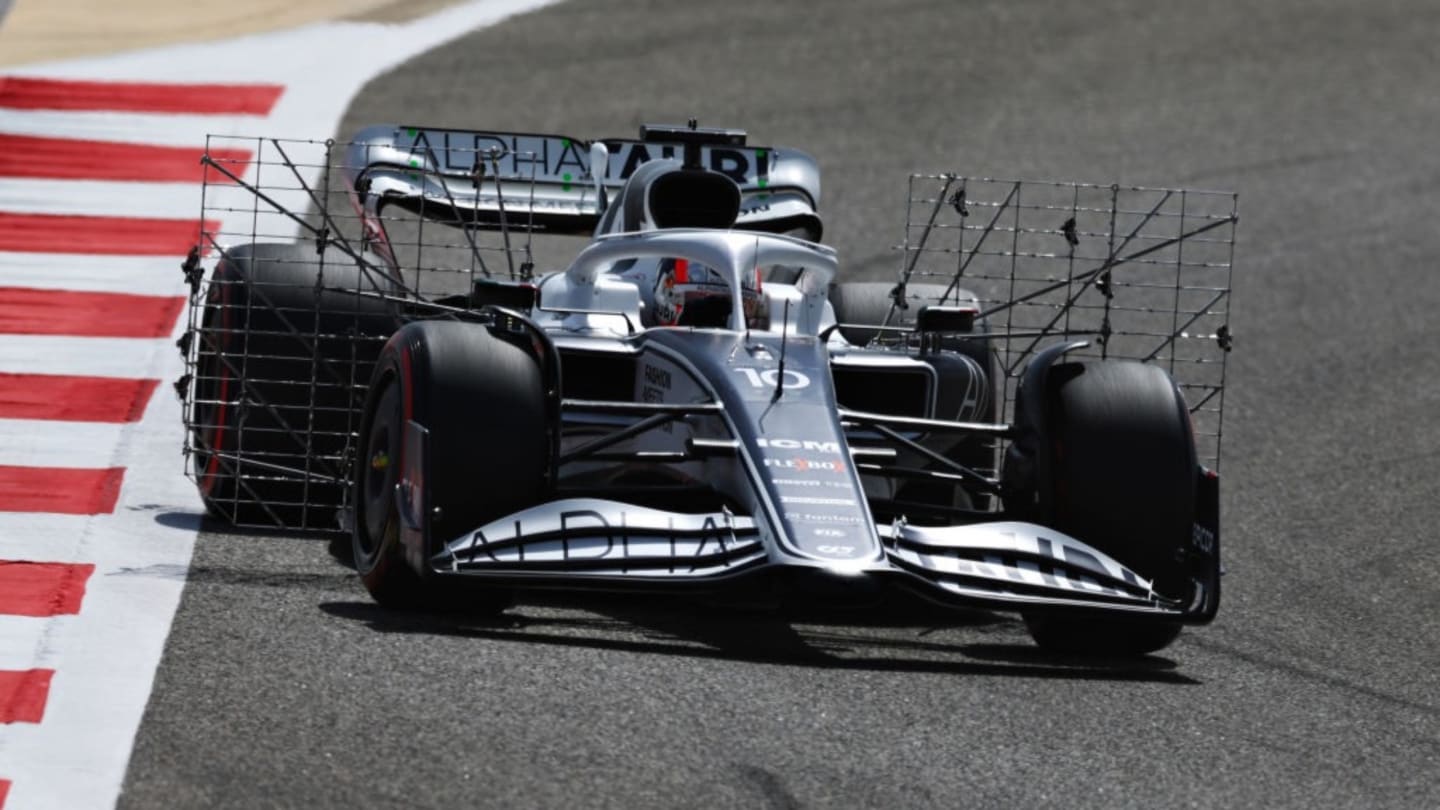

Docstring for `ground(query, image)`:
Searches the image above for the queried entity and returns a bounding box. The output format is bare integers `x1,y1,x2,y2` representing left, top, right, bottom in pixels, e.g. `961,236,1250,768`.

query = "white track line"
0,360,199,810
0,419,127,469
0,3,565,808
0,513,96,561
0,110,266,146
0,616,72,671
0,336,173,379
0,253,182,296
7,1,565,83
0,179,201,219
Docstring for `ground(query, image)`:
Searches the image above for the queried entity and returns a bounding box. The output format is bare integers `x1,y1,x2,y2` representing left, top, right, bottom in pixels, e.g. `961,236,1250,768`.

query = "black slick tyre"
189,242,396,529
351,320,548,613
1022,360,1196,656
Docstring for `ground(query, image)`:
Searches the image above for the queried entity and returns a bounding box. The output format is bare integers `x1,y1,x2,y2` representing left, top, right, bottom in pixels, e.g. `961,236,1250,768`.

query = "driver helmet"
652,258,765,328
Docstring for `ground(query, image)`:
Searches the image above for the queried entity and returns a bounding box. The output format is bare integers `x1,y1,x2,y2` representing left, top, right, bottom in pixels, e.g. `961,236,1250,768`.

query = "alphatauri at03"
179,123,1238,655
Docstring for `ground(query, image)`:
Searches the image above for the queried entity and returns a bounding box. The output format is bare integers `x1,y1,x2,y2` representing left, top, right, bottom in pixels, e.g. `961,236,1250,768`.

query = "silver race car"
180,122,1238,654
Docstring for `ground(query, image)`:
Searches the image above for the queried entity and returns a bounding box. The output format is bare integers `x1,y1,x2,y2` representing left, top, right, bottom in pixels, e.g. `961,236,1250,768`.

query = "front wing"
425,496,1208,622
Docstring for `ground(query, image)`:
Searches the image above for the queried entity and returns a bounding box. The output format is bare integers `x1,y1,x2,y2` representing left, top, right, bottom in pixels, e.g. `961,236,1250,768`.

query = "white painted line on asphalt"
0,513,96,561
0,253,181,296
0,419,128,469
0,334,174,380
0,179,201,219
7,0,566,84
0,110,264,147
0,2,566,808
0,361,200,810
0,616,70,671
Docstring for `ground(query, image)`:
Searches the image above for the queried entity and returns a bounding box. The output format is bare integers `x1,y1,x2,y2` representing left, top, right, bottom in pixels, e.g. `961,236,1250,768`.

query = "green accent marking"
757,178,768,188
406,127,417,137
562,172,572,191
562,138,571,148
409,159,420,167
755,149,767,159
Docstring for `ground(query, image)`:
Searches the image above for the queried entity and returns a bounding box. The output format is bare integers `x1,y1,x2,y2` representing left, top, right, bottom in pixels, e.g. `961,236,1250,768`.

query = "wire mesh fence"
181,136,551,530
889,175,1237,469
178,137,1238,531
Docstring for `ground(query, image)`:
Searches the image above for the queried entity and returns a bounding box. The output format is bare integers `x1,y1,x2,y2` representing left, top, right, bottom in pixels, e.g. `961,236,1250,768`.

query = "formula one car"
179,122,1238,654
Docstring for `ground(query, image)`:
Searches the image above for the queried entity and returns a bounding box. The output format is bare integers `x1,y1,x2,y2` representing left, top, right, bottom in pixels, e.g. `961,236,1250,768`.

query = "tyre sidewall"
351,320,549,607
1046,361,1196,599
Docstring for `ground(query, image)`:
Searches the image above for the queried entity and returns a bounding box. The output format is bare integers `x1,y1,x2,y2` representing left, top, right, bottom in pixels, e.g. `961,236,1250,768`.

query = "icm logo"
756,437,840,454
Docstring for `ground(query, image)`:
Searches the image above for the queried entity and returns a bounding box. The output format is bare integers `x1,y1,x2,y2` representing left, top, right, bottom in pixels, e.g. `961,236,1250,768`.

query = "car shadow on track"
318,593,1199,685
189,515,1194,683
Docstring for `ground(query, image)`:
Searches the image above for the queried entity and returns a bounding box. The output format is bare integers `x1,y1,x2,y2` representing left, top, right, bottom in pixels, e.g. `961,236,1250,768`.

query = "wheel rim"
356,378,400,562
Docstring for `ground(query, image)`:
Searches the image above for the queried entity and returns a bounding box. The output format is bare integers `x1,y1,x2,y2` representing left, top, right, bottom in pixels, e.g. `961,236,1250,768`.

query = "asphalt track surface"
122,1,1440,807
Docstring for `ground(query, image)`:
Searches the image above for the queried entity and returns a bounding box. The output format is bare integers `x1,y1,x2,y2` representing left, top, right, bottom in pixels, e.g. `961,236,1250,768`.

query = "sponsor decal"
763,457,845,473
755,437,840,453
779,495,857,506
635,358,694,435
785,512,862,525
640,362,671,406
604,141,771,187
643,364,672,390
896,530,1141,597
464,508,746,565
397,130,773,187
401,130,591,180
1192,523,1216,554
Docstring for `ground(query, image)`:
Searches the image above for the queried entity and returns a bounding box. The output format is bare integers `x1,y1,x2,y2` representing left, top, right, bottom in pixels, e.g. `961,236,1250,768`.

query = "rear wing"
341,124,822,238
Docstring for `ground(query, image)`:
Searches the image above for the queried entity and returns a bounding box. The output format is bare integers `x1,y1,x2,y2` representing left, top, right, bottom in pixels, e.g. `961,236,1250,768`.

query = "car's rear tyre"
1021,360,1195,656
351,320,549,613
827,281,963,347
829,282,1000,510
189,243,397,529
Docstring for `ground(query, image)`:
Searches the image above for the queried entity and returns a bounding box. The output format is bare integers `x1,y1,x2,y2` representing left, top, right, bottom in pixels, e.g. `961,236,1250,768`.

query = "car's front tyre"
1017,360,1196,656
352,320,549,613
